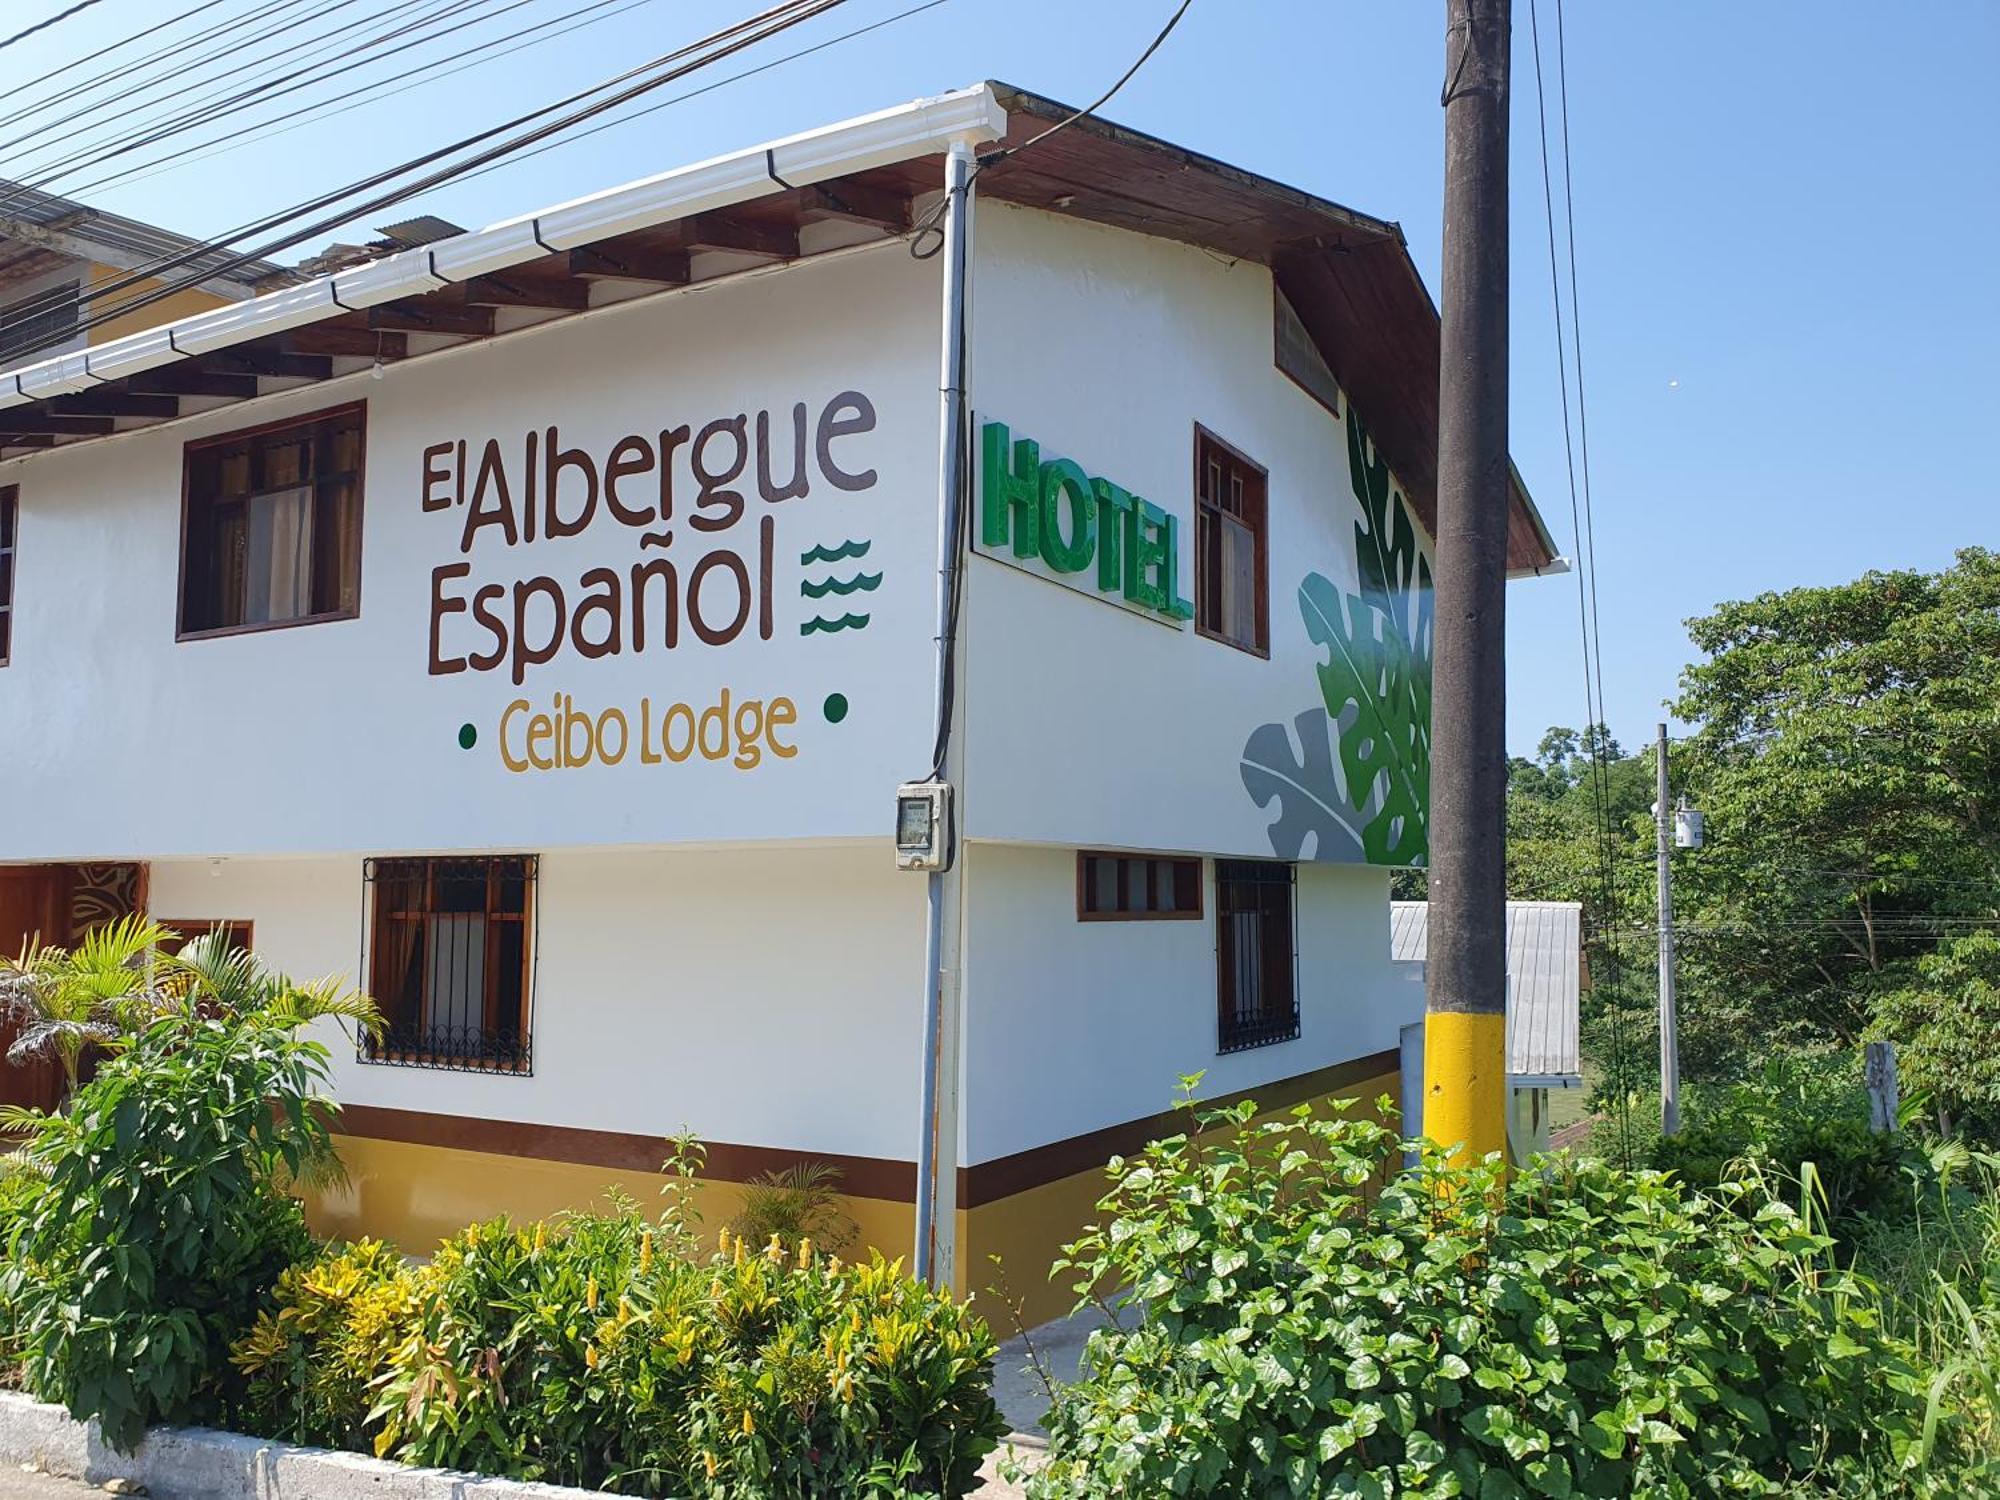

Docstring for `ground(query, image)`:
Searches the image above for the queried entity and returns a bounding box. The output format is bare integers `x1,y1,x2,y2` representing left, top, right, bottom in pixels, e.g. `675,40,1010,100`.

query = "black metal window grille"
1215,858,1299,1053
361,855,535,1073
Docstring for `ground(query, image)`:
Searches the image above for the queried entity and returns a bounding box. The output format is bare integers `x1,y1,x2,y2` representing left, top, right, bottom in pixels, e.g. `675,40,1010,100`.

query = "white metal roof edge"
0,84,1006,410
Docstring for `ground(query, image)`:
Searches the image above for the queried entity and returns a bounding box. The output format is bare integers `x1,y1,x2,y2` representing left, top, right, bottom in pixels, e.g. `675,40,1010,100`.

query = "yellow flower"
639,1232,653,1273
533,1222,547,1252
585,1345,600,1369
796,1237,812,1269
828,1255,842,1275
741,1408,755,1435
766,1233,784,1263
585,1276,599,1311
717,1227,730,1256
703,1452,718,1479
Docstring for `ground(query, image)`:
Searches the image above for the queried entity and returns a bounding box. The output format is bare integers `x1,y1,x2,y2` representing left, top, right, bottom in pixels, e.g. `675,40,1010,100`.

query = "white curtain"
244,485,310,623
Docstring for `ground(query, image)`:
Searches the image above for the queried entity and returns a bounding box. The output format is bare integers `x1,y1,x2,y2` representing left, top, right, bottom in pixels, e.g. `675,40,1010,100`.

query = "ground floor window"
362,854,535,1073
1077,852,1202,919
1215,858,1297,1053
158,918,253,954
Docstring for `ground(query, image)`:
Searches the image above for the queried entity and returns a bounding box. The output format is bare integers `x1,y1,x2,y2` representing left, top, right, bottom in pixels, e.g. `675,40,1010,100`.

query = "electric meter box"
895,780,953,871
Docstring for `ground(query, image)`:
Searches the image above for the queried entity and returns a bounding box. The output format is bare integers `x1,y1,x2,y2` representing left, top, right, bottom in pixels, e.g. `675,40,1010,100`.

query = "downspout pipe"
913,138,976,1288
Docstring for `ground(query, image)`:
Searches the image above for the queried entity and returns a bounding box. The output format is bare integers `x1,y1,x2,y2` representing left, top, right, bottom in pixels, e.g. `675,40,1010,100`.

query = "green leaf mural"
1241,406,1434,867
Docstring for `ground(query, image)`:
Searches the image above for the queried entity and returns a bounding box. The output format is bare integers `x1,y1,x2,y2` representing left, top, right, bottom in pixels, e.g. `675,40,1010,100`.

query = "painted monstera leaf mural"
1241,406,1434,867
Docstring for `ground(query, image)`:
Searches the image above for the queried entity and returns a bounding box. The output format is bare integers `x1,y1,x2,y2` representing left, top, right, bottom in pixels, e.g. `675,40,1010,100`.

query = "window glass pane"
1154,859,1177,912
422,912,486,1036
1221,513,1256,645
243,486,312,624
1091,856,1118,913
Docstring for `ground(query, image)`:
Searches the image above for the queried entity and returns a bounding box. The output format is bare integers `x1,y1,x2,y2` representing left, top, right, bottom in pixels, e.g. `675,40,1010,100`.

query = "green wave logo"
800,539,872,565
801,572,883,598
800,613,871,635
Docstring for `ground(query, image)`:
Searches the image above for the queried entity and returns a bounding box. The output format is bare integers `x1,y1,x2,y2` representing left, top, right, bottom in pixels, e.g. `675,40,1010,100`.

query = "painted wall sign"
974,420,1192,626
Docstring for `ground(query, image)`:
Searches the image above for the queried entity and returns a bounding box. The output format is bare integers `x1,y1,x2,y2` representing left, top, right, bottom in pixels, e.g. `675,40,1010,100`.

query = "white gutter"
0,84,1007,410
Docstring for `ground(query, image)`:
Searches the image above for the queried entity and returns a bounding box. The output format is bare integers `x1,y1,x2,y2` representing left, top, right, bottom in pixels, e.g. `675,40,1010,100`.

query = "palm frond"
160,929,270,1013
61,915,174,1003
259,976,384,1039
0,1105,49,1136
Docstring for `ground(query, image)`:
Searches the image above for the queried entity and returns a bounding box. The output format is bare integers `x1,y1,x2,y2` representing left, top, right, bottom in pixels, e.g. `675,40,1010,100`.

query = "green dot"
822,692,849,724
457,722,477,750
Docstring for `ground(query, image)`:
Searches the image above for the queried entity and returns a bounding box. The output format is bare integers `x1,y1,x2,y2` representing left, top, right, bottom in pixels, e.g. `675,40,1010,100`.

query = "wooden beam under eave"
0,413,114,436
127,368,259,399
198,349,334,380
283,325,408,359
660,212,798,260
568,244,691,284
0,434,55,450
43,391,179,419
367,300,495,337
792,181,910,233
462,273,590,311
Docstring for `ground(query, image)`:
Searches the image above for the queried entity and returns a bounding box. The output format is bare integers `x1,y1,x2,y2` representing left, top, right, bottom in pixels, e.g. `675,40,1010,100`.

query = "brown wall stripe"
330,1045,1402,1211
954,1047,1401,1208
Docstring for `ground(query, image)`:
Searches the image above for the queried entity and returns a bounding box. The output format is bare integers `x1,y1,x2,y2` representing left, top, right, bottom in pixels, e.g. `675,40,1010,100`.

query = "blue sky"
6,0,1995,756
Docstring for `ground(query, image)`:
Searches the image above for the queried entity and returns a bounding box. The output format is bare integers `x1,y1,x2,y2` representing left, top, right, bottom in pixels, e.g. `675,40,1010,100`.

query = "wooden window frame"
157,918,254,952
0,485,15,668
1192,424,1271,658
1076,852,1204,922
176,400,367,642
360,854,536,1076
1214,858,1300,1054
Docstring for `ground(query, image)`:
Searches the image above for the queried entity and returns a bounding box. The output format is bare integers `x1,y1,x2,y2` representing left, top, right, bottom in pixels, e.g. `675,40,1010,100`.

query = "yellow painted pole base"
1422,1008,1508,1165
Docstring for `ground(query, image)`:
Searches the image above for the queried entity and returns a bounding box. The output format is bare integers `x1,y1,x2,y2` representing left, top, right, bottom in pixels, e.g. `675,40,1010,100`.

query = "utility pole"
1654,722,1681,1136
1424,0,1513,1164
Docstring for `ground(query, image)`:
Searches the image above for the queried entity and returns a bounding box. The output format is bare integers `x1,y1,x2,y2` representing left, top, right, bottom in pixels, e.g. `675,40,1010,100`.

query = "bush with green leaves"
1645,1050,1919,1231
0,930,378,1451
233,1208,1006,1498
1024,1090,1936,1499
2,1008,329,1449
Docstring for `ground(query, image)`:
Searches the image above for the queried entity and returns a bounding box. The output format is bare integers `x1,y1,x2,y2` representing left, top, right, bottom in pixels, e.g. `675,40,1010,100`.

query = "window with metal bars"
1194,427,1269,656
362,855,535,1073
1215,859,1298,1053
0,486,15,667
179,403,365,638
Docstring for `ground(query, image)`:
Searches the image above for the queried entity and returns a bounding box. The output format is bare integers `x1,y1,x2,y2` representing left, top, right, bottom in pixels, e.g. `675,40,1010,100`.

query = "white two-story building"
0,83,1558,1319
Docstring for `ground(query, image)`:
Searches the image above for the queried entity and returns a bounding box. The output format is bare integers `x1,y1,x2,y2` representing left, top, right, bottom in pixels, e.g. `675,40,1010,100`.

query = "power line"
0,0,107,54
0,0,314,136
16,0,856,351
440,0,950,191
65,0,667,201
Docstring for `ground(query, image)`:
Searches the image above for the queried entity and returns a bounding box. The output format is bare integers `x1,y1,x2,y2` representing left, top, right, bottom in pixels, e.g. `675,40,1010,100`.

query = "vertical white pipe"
913,139,976,1286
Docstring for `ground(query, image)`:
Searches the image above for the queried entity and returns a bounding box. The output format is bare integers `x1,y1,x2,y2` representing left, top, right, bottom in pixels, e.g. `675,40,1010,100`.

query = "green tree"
1873,930,2000,1138
1671,548,2000,1058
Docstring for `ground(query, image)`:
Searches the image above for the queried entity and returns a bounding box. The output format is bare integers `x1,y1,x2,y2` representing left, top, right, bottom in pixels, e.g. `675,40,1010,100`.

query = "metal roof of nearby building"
1390,900,1583,1084
0,178,291,293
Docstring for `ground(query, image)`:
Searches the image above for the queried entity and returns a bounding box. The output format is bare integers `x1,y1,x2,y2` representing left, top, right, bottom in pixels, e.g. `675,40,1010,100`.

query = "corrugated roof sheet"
0,178,288,289
1390,900,1582,1082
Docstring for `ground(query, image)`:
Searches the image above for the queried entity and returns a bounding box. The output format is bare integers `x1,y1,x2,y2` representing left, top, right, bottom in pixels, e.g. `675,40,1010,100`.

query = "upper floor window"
1078,852,1202,921
362,855,535,1074
1216,858,1297,1053
179,403,364,639
0,486,15,666
1194,428,1269,656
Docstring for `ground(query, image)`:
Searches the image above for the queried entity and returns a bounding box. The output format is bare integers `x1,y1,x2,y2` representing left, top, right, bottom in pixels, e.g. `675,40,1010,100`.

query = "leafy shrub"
1648,1051,1917,1229
234,1209,1006,1498
730,1161,858,1257
1025,1091,1930,1499
230,1239,417,1448
3,1008,329,1450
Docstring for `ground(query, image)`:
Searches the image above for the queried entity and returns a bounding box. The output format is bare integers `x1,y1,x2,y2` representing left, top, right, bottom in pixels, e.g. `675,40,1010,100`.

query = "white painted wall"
146,844,926,1158
959,841,1423,1164
0,243,941,861
961,203,1436,864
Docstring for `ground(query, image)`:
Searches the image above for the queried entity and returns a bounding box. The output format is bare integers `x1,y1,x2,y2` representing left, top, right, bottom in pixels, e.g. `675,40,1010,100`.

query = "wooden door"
0,865,73,1112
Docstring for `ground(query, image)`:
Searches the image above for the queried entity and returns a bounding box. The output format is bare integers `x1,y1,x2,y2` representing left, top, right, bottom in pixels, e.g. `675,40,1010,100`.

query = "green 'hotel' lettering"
979,420,1193,624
